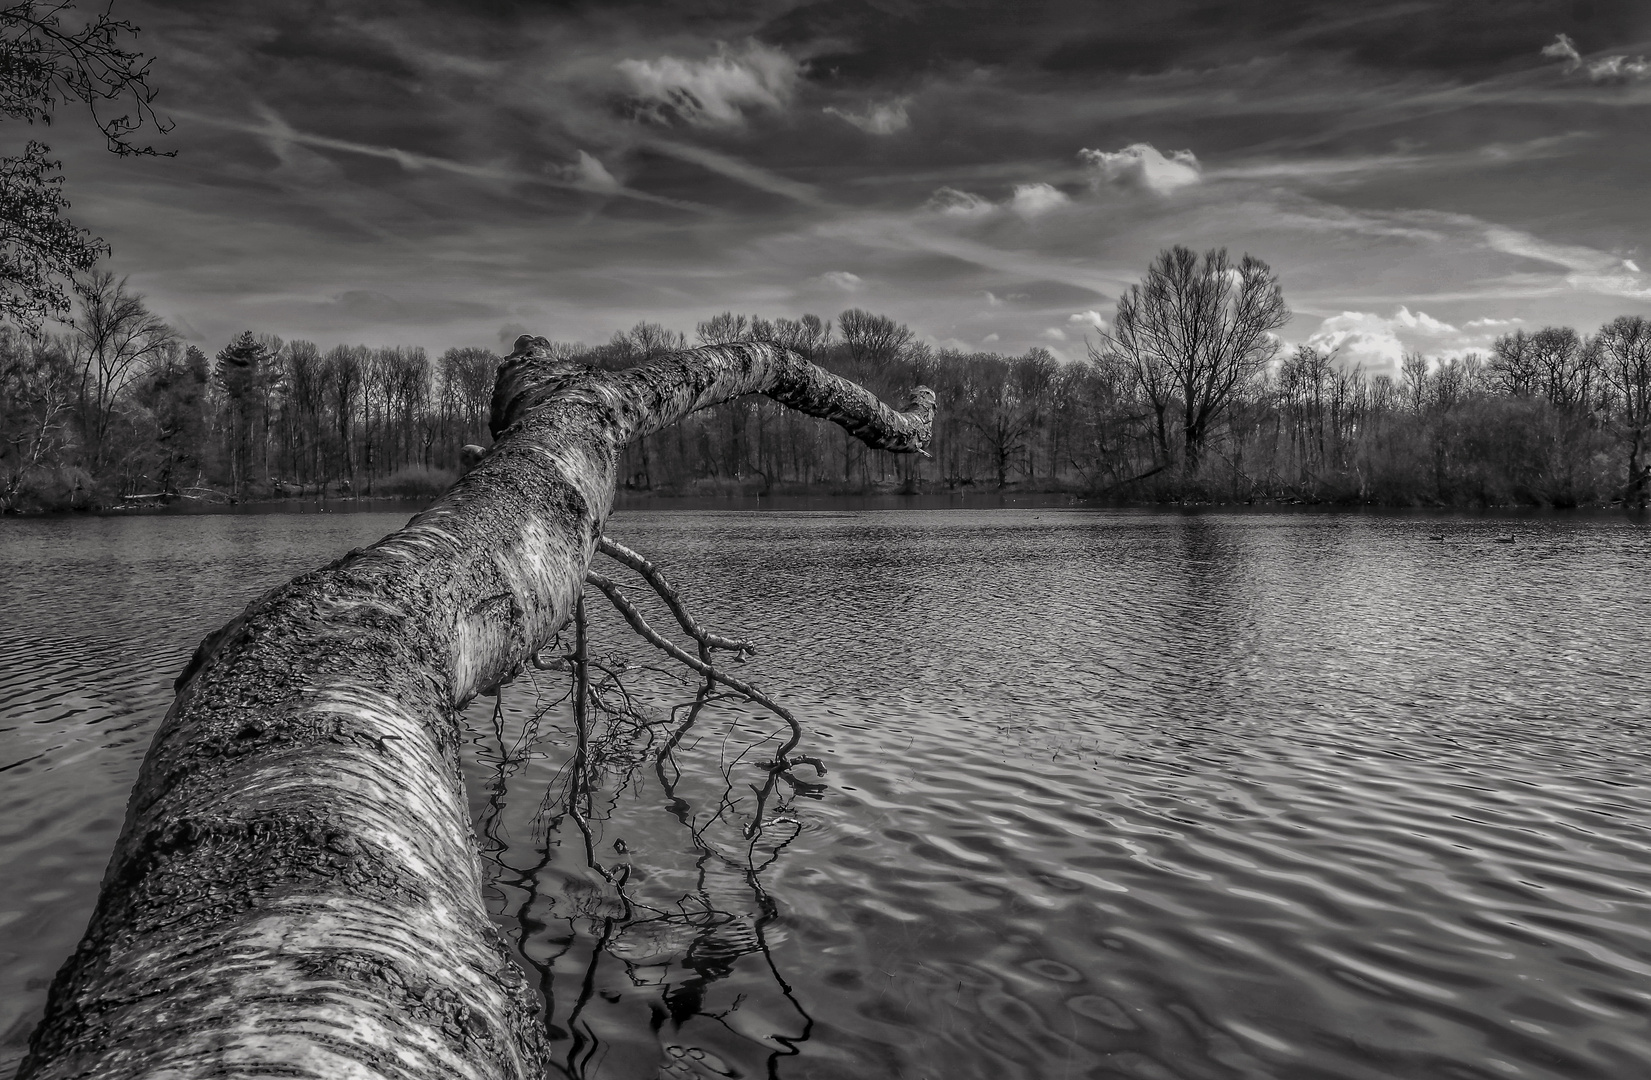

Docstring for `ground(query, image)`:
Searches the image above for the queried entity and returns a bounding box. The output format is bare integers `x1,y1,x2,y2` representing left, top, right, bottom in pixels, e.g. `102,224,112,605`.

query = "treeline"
3,275,1648,511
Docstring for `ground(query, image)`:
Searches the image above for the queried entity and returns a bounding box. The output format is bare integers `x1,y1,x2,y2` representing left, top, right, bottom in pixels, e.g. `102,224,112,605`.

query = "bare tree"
1490,329,1540,397
1400,351,1429,412
695,311,748,344
838,307,913,367
1101,246,1289,471
760,312,832,356
19,339,935,1080
325,343,365,488
1597,314,1651,504
69,270,172,467
438,345,497,452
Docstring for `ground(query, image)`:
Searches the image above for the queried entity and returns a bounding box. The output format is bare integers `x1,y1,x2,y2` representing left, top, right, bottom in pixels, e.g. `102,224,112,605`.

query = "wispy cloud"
618,40,801,128
1541,32,1651,83
1541,33,1583,73
644,140,825,206
824,98,910,135
174,107,714,214
1484,226,1651,299
925,187,996,218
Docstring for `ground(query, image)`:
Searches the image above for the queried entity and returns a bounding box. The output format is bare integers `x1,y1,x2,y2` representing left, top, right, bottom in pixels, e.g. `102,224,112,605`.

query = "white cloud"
926,186,995,217
1542,33,1582,72
1587,54,1651,82
1540,32,1650,83
1626,259,1642,273
1040,327,1067,341
1069,310,1108,331
819,270,864,292
1303,306,1513,378
1009,182,1070,217
983,290,1004,306
982,332,1000,343
1079,143,1201,194
1390,306,1458,335
564,151,621,193
825,98,910,135
618,41,800,128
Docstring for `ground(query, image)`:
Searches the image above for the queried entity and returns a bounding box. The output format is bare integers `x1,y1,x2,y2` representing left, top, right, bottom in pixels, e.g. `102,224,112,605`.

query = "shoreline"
3,488,1645,519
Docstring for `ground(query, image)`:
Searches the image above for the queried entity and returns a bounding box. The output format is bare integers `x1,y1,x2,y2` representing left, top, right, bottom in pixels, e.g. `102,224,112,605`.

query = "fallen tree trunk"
20,338,935,1080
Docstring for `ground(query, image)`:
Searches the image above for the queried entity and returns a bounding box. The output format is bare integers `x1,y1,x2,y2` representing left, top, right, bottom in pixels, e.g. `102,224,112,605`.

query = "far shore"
4,488,1645,519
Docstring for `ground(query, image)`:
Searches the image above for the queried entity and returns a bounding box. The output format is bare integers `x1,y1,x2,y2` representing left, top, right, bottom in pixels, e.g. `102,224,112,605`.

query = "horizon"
21,0,1651,379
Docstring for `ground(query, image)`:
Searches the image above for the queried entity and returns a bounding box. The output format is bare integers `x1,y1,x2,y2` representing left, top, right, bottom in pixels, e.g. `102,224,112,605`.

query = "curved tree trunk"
20,339,935,1080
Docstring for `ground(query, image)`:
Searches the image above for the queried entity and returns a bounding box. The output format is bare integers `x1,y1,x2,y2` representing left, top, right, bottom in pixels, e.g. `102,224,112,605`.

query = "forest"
2,265,1649,513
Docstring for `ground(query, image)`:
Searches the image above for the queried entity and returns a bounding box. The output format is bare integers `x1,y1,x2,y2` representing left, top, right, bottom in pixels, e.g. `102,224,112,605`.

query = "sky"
18,0,1651,377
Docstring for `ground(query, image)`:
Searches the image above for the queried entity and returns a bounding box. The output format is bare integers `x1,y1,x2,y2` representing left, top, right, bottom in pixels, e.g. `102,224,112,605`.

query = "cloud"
1302,305,1519,377
1069,310,1108,331
565,151,621,193
618,40,800,128
925,187,996,217
819,270,863,291
1541,33,1651,83
1586,54,1651,83
1484,225,1651,299
824,98,910,135
176,107,714,214
1542,33,1582,73
1390,306,1458,335
646,140,824,205
982,333,1000,344
1009,183,1070,217
1079,143,1201,194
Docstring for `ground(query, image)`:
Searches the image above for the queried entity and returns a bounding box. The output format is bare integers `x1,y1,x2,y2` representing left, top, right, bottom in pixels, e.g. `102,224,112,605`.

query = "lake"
2,508,1648,1079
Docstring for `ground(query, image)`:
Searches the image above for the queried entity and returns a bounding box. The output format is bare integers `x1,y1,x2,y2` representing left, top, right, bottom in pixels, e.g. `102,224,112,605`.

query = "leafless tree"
695,311,749,344
1099,245,1289,471
1597,314,1651,504
68,270,172,466
838,307,914,367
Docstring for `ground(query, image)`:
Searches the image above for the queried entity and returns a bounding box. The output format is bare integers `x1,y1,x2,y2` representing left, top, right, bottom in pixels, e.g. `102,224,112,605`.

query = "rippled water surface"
3,508,1649,1079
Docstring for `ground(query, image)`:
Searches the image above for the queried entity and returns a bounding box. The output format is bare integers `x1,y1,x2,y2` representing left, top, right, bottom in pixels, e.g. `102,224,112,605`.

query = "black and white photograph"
2,1,1649,1077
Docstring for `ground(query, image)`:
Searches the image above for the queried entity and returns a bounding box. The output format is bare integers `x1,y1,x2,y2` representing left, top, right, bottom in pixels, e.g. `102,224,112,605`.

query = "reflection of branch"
475,537,820,1075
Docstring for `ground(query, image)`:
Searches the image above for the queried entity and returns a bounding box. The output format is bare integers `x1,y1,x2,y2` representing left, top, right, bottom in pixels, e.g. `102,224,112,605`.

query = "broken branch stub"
19,339,933,1080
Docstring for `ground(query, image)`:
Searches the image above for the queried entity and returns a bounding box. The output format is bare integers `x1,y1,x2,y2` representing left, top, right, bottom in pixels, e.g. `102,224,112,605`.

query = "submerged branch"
583,569,808,766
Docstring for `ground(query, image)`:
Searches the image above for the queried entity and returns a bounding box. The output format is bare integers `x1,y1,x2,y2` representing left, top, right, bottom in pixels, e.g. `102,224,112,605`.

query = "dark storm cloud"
26,0,1651,361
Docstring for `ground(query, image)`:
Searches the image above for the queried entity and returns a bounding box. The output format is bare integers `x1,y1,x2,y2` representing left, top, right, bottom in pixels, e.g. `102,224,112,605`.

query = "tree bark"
19,338,935,1080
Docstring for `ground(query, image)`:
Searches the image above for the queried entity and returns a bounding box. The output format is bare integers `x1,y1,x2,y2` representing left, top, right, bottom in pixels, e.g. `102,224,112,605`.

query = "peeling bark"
20,339,935,1080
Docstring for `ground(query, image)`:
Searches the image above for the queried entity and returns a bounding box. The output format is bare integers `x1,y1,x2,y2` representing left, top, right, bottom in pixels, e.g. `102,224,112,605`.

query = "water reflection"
468,594,816,1079
5,509,1651,1080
